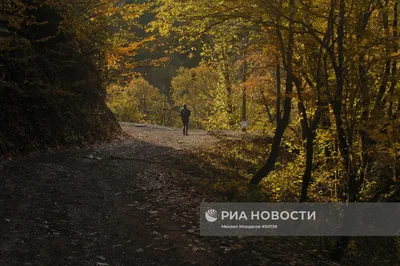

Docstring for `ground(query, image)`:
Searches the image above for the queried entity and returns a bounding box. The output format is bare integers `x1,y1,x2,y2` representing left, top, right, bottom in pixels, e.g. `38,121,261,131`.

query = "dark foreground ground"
0,123,340,266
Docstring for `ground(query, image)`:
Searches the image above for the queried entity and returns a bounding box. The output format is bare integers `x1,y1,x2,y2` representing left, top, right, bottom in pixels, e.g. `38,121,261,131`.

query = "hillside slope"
0,2,120,154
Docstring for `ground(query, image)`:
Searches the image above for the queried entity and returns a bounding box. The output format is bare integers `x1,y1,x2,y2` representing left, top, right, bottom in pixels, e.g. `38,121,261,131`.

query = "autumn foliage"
2,0,400,263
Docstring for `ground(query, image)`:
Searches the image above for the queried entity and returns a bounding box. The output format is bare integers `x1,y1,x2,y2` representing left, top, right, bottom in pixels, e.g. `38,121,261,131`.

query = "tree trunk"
249,0,295,185
330,0,356,262
276,59,281,125
390,0,398,116
357,3,374,193
300,122,318,202
332,0,357,202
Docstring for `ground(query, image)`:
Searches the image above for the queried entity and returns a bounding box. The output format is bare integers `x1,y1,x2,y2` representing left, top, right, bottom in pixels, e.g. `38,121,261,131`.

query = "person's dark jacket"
180,108,191,121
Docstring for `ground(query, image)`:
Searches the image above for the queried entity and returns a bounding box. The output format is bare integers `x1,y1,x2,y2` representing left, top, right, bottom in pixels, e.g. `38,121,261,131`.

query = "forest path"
0,123,337,266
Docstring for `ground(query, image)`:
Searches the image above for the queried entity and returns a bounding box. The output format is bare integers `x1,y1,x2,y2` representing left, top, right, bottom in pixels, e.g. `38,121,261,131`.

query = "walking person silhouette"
179,104,191,135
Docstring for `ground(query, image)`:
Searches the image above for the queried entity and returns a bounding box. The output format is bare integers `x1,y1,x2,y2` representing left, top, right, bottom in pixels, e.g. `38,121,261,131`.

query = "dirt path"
0,123,338,266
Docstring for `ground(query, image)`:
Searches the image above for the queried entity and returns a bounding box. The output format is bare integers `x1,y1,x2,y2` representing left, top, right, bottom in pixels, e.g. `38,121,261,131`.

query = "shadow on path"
0,128,338,266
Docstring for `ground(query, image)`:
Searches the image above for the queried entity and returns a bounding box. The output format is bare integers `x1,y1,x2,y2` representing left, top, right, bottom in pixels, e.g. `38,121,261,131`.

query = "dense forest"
1,0,400,265
114,0,400,202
